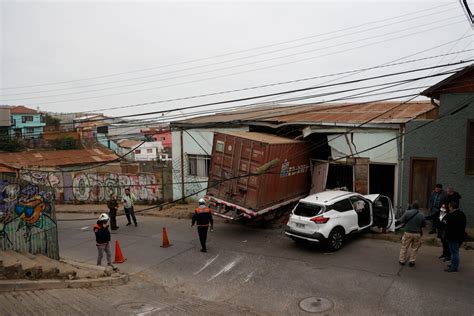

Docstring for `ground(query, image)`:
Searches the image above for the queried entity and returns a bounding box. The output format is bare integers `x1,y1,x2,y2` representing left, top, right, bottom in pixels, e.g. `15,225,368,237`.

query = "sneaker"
399,261,406,266
438,255,446,259
409,262,415,267
134,223,137,227
443,257,451,262
126,223,131,226
444,268,458,273
200,249,207,253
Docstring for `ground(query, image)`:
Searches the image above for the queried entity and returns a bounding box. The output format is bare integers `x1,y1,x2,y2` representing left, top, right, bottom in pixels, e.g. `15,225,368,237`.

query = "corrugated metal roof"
172,101,434,127
259,101,434,124
0,148,119,169
0,164,16,173
219,131,303,144
422,64,474,99
10,105,38,114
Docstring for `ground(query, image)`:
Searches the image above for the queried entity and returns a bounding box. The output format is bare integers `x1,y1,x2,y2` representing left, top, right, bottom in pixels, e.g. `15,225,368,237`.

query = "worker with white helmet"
94,213,112,266
191,198,214,252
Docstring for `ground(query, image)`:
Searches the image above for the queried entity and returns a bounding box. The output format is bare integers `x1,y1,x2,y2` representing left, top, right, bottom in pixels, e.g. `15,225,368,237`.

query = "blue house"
9,106,45,139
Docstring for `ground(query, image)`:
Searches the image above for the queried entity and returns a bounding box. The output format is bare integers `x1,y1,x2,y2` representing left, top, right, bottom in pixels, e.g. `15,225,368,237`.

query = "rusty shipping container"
206,132,311,220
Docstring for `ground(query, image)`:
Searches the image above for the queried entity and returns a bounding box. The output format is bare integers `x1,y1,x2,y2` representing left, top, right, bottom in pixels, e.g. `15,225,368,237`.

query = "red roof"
10,106,39,114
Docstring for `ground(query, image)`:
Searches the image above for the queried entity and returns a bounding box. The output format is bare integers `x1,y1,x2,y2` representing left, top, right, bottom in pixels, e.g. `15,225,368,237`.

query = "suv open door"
363,194,396,232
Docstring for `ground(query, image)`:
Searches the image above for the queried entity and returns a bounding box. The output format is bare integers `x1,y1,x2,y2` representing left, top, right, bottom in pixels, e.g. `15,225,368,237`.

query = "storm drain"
299,297,334,313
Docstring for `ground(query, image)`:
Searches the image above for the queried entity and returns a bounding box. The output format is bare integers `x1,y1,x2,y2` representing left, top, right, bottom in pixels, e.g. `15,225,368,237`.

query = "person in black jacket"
192,198,213,252
444,201,467,273
94,213,112,266
446,187,461,207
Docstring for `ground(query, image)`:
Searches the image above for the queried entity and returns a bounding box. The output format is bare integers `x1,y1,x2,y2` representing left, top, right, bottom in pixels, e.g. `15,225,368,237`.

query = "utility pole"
180,129,185,201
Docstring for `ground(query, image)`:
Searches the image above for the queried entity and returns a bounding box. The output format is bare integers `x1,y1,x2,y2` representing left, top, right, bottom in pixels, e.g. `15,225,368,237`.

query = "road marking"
244,271,255,283
194,254,219,275
207,258,240,282
81,226,89,230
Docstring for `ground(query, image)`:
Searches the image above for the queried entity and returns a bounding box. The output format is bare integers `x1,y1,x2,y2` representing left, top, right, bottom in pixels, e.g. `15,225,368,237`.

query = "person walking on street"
107,194,119,230
192,198,213,252
446,187,461,207
428,184,447,234
122,187,137,227
399,201,426,267
444,201,467,273
94,213,112,266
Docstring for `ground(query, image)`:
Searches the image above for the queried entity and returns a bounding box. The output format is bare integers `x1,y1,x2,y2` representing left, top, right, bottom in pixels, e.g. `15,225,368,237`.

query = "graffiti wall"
71,172,159,202
19,170,162,203
0,177,58,260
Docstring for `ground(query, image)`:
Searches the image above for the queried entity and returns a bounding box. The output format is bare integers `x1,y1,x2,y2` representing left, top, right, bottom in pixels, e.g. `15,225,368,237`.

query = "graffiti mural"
72,172,159,202
0,178,58,260
20,170,63,198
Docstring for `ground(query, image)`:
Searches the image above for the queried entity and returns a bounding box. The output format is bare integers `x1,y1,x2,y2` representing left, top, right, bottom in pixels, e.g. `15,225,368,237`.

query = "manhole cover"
299,297,334,313
115,302,164,315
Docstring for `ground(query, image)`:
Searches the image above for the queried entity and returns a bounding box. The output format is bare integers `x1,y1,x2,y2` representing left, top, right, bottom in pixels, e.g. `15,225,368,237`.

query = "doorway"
409,158,437,209
326,164,354,191
369,164,395,202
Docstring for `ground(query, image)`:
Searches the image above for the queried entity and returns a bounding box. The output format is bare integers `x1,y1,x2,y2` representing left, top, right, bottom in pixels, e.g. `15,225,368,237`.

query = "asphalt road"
15,214,474,315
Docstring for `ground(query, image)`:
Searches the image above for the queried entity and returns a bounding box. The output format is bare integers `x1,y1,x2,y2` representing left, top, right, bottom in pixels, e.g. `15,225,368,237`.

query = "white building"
117,139,164,161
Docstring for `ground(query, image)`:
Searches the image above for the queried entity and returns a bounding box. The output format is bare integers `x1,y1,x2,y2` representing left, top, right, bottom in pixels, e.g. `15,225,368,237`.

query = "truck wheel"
326,228,345,251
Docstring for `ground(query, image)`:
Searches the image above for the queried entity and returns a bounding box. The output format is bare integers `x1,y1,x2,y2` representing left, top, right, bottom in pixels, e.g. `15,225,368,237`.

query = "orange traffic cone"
161,227,172,248
113,240,126,263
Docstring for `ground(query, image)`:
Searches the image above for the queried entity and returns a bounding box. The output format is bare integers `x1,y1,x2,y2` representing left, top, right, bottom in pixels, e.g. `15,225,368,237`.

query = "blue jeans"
447,241,461,271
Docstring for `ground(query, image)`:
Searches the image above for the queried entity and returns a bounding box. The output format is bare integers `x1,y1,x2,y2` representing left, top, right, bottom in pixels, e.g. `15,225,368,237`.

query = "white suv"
285,191,395,251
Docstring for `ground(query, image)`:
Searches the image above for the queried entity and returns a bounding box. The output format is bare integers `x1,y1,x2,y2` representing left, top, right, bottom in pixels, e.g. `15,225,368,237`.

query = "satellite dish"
460,0,474,28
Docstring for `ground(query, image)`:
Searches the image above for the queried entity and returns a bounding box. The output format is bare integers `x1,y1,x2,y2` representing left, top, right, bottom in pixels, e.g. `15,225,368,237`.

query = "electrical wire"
1,2,456,91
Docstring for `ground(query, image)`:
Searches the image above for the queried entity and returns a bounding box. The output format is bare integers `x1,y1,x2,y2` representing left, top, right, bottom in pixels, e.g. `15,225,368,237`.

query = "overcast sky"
1,0,472,120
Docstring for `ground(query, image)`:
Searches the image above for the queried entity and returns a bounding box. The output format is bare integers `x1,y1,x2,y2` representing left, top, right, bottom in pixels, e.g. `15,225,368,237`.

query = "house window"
467,119,474,175
11,118,15,126
187,154,211,177
26,127,35,134
147,148,153,154
22,116,33,123
135,149,141,154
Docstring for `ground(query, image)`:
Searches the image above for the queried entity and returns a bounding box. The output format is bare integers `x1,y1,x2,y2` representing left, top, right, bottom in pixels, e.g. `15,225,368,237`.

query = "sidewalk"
55,203,196,219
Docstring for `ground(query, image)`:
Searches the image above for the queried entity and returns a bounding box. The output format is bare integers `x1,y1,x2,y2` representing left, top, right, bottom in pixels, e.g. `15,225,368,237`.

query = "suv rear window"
293,202,324,217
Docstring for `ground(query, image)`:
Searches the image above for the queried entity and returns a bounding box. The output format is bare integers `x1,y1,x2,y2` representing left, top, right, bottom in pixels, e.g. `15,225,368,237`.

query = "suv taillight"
310,216,330,224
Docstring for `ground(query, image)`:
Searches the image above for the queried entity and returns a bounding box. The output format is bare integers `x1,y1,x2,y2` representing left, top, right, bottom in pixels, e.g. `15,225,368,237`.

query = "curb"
0,274,129,292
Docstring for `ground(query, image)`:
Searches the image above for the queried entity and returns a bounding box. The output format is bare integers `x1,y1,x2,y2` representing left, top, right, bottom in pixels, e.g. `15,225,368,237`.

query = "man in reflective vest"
192,198,214,252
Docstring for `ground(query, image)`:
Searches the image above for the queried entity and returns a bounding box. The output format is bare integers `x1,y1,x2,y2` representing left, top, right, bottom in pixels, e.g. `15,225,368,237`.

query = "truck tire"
326,228,345,251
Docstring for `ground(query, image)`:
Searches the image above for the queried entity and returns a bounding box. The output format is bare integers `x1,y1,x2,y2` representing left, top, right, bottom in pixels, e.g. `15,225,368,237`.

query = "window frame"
22,116,34,123
187,154,211,177
466,119,474,175
26,127,35,134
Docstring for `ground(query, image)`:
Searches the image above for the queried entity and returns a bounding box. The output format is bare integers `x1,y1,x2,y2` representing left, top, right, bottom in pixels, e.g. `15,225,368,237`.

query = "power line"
9,18,467,106
1,7,460,98
2,61,469,140
2,2,456,91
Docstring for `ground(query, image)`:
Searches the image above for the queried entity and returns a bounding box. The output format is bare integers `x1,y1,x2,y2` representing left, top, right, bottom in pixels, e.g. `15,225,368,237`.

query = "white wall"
134,141,164,161
327,130,399,164
171,127,249,201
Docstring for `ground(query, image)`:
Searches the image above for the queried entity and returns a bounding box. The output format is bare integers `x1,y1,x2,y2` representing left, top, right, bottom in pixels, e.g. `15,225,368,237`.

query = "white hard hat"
98,213,109,221
198,198,206,205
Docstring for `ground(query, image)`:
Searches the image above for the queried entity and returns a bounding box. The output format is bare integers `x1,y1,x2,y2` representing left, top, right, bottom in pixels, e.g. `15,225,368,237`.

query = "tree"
43,113,61,127
52,136,79,150
0,137,25,152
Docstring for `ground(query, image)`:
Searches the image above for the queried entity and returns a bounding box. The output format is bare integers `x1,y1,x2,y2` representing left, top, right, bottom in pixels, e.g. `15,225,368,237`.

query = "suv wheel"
327,228,345,251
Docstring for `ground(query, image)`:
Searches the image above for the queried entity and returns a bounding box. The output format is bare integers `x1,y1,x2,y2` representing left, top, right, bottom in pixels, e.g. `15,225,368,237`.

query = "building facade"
402,66,474,226
9,106,45,139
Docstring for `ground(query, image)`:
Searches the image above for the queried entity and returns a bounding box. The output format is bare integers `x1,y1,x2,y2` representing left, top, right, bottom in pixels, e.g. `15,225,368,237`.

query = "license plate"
295,223,305,228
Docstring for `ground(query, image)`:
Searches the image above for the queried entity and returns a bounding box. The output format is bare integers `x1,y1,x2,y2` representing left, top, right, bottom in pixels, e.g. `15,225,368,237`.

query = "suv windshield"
293,202,324,217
